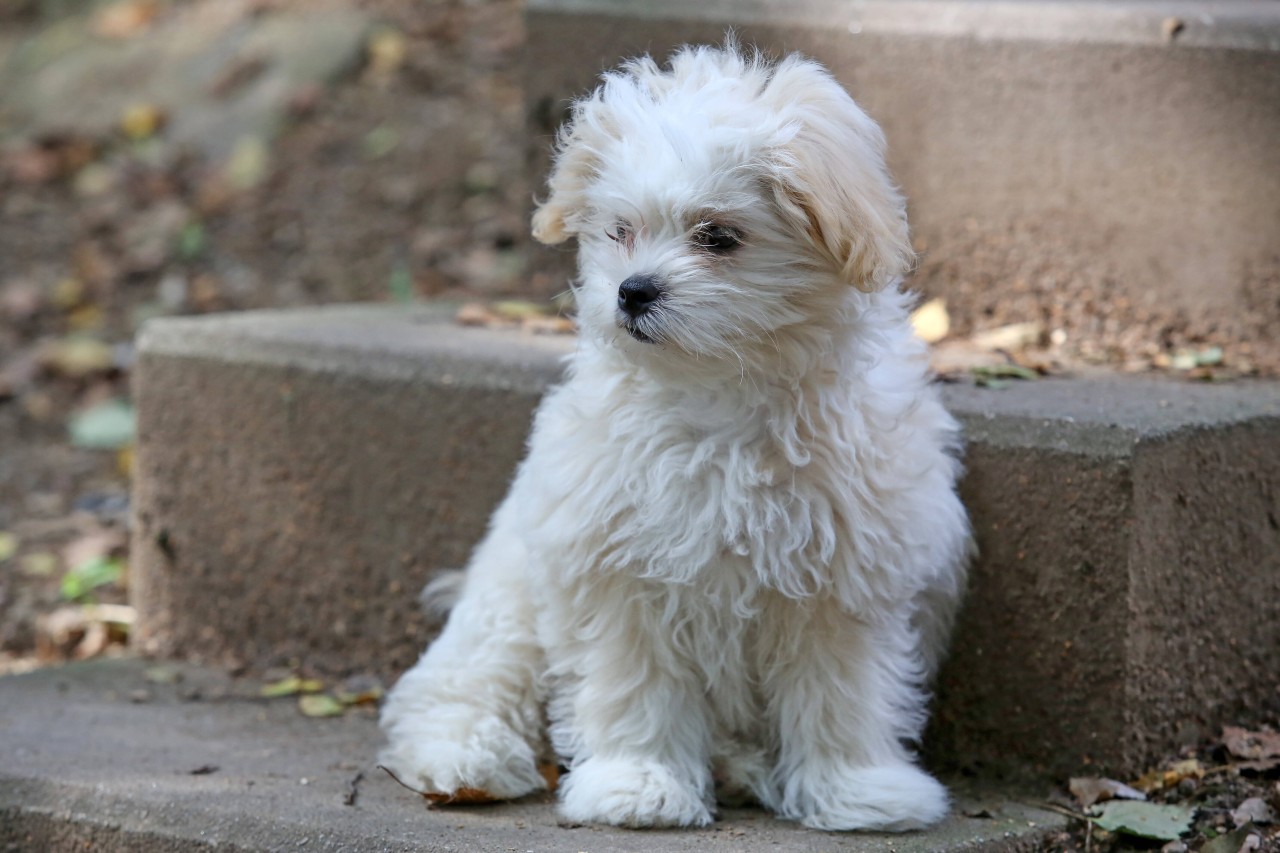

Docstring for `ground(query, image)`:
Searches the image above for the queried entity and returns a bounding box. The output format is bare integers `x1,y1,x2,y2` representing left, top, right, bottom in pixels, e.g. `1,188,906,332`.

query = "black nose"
618,274,662,318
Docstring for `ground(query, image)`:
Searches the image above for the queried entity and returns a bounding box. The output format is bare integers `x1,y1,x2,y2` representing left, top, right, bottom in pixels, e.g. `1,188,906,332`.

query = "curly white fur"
379,43,972,832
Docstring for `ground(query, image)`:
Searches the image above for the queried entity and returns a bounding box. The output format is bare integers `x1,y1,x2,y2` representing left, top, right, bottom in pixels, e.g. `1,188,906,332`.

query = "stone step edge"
0,658,1069,853
137,303,1280,457
528,0,1280,52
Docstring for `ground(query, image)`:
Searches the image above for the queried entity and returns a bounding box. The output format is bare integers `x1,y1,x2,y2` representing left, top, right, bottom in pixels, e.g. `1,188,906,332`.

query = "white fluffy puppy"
380,44,971,832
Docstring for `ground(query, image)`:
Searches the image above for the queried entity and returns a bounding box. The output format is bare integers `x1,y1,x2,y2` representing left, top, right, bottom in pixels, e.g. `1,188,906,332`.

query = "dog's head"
533,45,912,365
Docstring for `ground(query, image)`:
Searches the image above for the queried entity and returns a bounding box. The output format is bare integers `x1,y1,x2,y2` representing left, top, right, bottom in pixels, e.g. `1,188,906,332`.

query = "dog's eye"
607,222,631,243
693,224,743,254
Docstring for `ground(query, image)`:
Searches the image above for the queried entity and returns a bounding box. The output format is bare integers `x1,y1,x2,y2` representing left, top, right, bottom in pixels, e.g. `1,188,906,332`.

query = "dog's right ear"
760,56,913,292
531,101,602,245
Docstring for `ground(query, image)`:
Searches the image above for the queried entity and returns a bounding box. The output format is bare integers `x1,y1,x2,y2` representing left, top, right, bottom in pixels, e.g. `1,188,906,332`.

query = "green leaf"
69,399,136,449
1088,801,1195,841
0,532,16,563
971,364,1040,382
178,222,206,260
387,263,414,304
363,126,399,159
298,694,345,717
60,555,125,602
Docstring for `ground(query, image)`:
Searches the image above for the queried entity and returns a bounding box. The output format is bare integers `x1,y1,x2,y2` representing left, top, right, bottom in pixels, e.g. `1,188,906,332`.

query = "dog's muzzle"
617,274,662,343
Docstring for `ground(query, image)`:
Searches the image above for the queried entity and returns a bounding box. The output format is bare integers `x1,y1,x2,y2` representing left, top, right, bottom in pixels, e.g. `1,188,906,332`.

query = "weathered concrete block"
132,305,1280,780
523,1,1280,329
131,306,570,679
928,382,1280,781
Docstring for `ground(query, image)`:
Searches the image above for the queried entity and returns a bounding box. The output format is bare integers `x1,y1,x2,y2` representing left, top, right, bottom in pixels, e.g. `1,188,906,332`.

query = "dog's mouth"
624,323,657,344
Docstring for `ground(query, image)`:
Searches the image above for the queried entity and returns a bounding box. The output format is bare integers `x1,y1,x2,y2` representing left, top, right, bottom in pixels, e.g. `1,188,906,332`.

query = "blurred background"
0,0,531,672
0,0,1277,672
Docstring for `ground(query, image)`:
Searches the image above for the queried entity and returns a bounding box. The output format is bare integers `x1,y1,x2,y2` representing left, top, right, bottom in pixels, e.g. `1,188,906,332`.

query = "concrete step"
0,657,1064,853
130,304,1280,782
523,1,1280,341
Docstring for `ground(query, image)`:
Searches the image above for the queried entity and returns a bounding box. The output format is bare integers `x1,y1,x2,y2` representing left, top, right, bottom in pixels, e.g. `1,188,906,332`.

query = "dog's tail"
418,569,466,618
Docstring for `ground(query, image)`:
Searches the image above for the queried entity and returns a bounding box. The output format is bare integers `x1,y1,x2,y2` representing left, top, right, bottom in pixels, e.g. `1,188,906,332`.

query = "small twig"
377,763,428,796
1035,801,1089,822
343,770,364,806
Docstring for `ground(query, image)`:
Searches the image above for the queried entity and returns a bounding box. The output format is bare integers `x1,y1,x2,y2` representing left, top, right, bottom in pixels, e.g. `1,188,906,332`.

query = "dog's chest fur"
519,356,863,601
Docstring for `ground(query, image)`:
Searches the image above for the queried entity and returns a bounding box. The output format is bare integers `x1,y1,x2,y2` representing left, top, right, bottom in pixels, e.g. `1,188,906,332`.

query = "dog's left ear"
762,58,914,292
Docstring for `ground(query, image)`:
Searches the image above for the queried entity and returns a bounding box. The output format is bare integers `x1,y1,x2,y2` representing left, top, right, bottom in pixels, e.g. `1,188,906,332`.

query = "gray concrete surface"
523,0,1280,323
131,305,1280,781
0,658,1064,853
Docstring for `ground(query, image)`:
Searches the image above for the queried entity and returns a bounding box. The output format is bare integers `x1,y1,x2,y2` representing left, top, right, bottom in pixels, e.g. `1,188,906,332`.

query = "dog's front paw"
780,762,948,831
559,756,713,828
379,711,546,801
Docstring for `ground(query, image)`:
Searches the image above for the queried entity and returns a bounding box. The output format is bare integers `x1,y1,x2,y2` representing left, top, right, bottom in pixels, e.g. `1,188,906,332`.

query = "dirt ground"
0,2,1277,849
0,0,529,673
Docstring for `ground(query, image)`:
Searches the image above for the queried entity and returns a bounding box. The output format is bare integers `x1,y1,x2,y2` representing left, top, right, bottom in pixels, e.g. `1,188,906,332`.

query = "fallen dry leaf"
1162,17,1185,42
910,297,950,343
366,28,408,79
1233,797,1275,827
455,301,572,334
1224,727,1280,762
423,763,560,805
36,604,132,661
1070,776,1147,809
336,690,382,706
456,301,502,327
41,337,114,378
1133,758,1205,794
94,0,160,38
120,103,167,141
492,300,550,321
971,321,1043,352
259,675,324,698
298,694,345,717
74,620,111,659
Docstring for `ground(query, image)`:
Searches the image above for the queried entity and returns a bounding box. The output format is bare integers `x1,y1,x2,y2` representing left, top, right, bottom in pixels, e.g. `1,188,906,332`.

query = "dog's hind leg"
378,493,548,800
